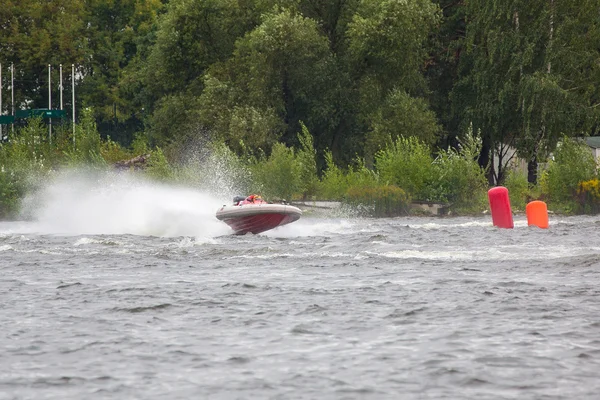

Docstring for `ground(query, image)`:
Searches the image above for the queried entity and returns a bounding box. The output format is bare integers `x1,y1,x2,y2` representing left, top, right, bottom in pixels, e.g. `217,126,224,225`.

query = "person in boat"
233,194,263,205
246,194,261,203
233,195,246,206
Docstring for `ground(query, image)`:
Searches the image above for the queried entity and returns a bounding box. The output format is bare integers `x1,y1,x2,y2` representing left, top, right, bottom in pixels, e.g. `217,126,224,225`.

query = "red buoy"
526,200,549,229
488,186,514,229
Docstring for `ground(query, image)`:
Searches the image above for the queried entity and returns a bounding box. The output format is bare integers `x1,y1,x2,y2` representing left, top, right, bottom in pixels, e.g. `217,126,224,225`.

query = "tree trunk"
479,135,494,185
528,156,538,185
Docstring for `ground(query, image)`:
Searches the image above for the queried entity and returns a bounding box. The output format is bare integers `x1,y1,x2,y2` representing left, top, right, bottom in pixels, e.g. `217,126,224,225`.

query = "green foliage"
131,133,150,156
5,0,600,219
432,129,488,212
346,185,411,217
241,123,320,201
144,147,174,182
81,0,165,143
454,0,600,183
197,7,338,152
144,0,269,146
101,137,132,164
347,0,441,91
0,0,86,108
65,108,106,166
317,150,348,200
3,117,50,172
249,143,303,201
541,137,597,208
345,158,380,191
295,123,319,198
147,94,203,147
0,117,55,218
0,169,19,219
503,168,530,211
576,179,600,215
366,89,441,156
375,136,436,201
316,151,380,200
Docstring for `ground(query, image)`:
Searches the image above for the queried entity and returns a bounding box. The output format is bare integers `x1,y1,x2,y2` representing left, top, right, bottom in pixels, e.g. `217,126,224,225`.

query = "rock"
114,154,151,170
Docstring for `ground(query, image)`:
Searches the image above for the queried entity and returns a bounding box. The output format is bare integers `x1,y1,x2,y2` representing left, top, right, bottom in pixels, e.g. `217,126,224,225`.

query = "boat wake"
20,170,232,238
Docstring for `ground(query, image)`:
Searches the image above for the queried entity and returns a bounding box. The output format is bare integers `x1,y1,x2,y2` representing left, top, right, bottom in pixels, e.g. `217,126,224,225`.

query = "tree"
0,0,86,113
297,0,360,52
197,9,339,155
346,0,442,159
425,0,467,149
365,89,441,156
79,0,165,145
453,0,600,184
142,0,269,147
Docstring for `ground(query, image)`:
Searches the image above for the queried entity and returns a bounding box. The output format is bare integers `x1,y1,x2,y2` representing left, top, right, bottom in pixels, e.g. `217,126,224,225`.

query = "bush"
576,178,600,214
431,131,488,212
0,169,20,219
101,137,132,163
345,158,380,190
541,136,597,210
375,136,436,201
249,143,303,200
246,125,320,201
144,147,174,182
65,108,105,166
345,185,410,217
503,168,530,211
295,123,319,198
316,152,380,200
316,150,348,200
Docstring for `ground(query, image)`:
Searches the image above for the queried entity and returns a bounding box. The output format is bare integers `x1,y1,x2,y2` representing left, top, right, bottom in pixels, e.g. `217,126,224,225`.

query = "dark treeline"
1,0,599,184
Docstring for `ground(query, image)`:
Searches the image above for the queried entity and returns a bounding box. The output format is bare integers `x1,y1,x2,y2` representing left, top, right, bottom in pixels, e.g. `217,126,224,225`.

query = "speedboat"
216,195,302,235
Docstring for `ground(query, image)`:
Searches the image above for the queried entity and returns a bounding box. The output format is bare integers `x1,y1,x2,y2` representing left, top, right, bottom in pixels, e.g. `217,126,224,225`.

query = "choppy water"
1,177,600,399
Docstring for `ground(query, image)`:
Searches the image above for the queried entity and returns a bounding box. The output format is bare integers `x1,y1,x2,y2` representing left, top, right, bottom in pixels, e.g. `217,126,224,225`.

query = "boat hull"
216,203,302,235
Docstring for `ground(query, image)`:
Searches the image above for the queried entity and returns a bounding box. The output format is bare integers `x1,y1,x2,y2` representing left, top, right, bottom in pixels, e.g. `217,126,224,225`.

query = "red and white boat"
216,195,302,235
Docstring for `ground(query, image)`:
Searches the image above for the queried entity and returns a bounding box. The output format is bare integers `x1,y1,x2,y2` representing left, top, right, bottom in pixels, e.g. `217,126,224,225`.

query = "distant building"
492,137,599,185
582,137,600,161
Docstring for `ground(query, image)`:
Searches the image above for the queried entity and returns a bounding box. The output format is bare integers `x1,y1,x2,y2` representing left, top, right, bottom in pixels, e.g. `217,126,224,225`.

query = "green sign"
0,115,15,124
15,109,66,119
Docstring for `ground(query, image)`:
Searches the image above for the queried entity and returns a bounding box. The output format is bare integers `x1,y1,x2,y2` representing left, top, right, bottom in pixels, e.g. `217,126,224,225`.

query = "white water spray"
21,170,232,238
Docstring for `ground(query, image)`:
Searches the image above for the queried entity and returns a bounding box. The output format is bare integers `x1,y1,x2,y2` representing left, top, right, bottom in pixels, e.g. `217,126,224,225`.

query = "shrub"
541,136,597,209
295,123,319,198
144,147,174,182
249,143,303,200
100,137,132,164
65,108,105,166
432,138,488,211
131,132,150,155
0,168,19,219
503,168,530,211
346,158,380,190
375,136,436,201
576,178,600,214
316,150,348,200
316,152,380,200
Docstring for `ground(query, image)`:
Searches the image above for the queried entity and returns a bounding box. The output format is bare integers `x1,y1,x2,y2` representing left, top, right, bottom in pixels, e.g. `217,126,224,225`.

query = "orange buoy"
488,186,514,229
526,200,549,229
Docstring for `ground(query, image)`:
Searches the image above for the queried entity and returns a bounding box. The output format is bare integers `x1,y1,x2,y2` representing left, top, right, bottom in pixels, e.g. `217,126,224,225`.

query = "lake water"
1,175,600,399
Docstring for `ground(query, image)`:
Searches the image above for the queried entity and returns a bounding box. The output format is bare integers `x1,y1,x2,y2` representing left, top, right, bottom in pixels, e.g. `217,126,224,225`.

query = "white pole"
48,64,52,143
59,64,63,110
11,63,14,133
72,64,75,144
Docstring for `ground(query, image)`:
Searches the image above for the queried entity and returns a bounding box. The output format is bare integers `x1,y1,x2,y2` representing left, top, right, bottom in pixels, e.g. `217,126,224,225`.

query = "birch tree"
453,0,600,184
